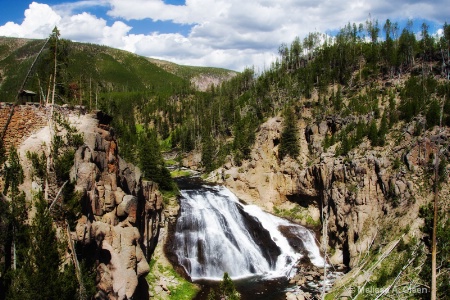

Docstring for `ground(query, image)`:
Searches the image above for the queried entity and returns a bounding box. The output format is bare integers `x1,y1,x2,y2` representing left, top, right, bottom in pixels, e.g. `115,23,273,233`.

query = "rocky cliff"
12,106,164,300
211,114,450,270
71,113,164,300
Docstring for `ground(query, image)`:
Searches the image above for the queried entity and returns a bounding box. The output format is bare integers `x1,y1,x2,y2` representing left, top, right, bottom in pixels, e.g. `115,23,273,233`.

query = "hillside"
1,19,450,300
198,22,450,299
0,36,236,102
0,35,237,176
147,57,236,91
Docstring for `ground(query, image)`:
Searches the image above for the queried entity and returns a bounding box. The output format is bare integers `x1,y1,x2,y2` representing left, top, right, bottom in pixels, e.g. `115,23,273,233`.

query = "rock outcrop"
71,114,164,300
10,107,166,299
211,115,450,268
190,72,237,92
0,103,65,154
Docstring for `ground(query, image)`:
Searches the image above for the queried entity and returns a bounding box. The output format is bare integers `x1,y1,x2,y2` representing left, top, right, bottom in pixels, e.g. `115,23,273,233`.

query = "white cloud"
0,1,447,71
0,2,132,50
0,2,61,38
52,0,109,16
101,21,133,49
60,12,107,42
106,0,229,24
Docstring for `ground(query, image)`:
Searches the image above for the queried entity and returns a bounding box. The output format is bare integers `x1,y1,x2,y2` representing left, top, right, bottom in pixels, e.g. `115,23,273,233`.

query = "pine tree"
138,129,173,190
378,113,389,146
8,193,77,300
0,196,7,297
1,146,28,299
3,147,24,197
339,134,351,156
201,134,215,173
388,94,398,126
367,119,379,146
333,86,343,111
323,133,331,150
232,114,256,165
279,109,299,160
219,273,240,300
419,203,450,299
426,100,441,129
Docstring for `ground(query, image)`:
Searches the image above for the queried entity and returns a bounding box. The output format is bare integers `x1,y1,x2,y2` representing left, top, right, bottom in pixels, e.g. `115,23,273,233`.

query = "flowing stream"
168,178,325,287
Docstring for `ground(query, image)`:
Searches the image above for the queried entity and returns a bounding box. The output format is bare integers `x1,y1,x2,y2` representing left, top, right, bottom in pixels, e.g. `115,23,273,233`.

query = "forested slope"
200,19,450,299
1,18,450,299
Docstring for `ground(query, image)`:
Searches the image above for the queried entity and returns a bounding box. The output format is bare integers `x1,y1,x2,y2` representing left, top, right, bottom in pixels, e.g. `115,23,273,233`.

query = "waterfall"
171,183,325,281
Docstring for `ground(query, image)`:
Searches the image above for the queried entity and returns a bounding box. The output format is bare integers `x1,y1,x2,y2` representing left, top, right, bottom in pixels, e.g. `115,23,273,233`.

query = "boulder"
286,292,297,300
117,195,138,223
318,121,328,135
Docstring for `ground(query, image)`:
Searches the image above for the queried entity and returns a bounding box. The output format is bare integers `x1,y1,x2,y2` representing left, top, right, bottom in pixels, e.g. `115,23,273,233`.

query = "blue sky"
0,0,447,71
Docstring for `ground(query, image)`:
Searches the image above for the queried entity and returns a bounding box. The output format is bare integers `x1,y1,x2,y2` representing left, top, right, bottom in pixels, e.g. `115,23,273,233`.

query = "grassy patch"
167,273,199,300
170,169,191,178
324,290,340,300
273,205,321,228
135,123,145,134
160,188,180,205
159,136,173,152
165,159,178,166
146,259,199,300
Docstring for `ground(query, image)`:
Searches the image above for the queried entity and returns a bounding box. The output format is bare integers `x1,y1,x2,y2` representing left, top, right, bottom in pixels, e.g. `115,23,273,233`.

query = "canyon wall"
211,115,450,268
5,106,164,300
71,115,164,299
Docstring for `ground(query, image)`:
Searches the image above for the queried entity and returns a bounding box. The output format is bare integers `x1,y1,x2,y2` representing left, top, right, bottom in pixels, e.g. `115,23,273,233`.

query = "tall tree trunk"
431,142,438,300
46,30,58,202
321,203,328,300
431,98,444,300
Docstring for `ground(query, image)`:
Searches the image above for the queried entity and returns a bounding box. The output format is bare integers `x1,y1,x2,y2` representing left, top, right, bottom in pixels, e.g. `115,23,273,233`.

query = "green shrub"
392,157,401,169
54,149,75,183
279,108,299,160
26,151,47,180
208,272,241,300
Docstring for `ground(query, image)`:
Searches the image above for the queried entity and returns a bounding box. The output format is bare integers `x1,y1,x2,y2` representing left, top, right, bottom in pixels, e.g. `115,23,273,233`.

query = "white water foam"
173,185,325,281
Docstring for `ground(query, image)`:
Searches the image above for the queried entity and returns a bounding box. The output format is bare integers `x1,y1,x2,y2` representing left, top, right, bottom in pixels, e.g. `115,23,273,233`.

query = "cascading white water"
172,184,325,281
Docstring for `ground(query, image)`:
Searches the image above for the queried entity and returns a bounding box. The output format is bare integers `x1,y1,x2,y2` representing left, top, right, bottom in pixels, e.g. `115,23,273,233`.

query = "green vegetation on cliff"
0,147,78,300
1,18,449,299
91,19,450,172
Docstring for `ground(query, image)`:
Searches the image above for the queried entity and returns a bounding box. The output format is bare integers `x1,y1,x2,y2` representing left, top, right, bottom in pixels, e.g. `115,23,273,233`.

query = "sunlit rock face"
210,115,448,269
72,113,164,300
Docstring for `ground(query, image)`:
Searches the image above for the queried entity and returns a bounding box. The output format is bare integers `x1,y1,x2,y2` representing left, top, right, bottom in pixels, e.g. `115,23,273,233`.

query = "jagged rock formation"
71,113,164,300
6,106,164,300
190,73,237,92
211,115,450,269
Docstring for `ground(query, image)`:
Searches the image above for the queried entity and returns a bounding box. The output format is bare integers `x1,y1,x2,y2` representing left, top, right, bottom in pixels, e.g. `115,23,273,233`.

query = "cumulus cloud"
59,12,107,42
0,2,61,38
0,1,447,71
0,2,132,52
100,0,450,69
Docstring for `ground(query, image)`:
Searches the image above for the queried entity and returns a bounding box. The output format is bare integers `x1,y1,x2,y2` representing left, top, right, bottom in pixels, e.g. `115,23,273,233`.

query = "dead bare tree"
431,96,445,300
